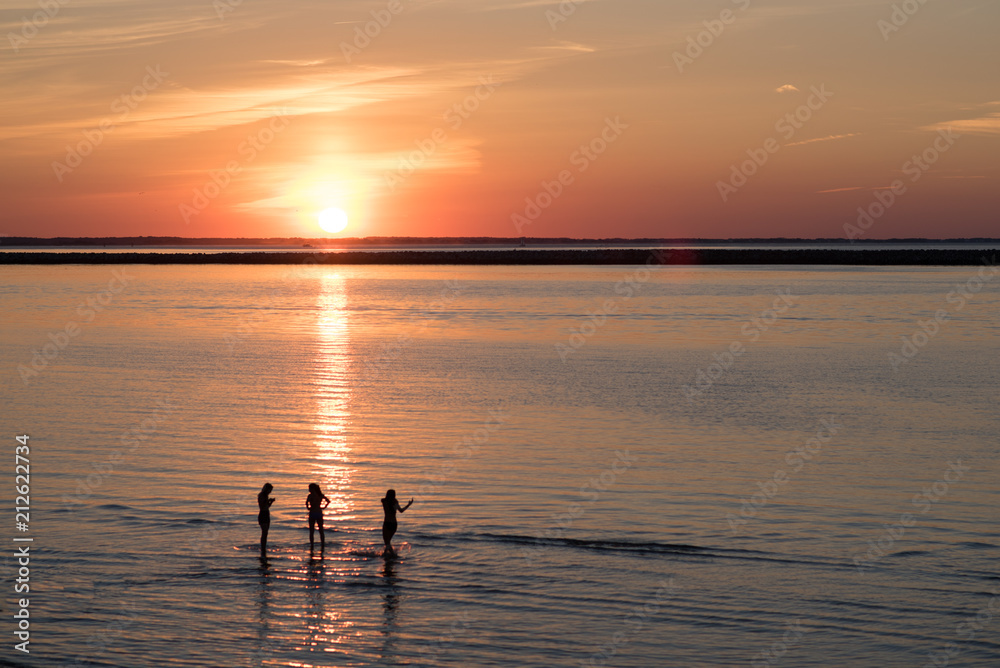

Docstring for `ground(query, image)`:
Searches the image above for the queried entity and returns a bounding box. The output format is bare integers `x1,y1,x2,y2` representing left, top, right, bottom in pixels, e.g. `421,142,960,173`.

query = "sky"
0,0,997,240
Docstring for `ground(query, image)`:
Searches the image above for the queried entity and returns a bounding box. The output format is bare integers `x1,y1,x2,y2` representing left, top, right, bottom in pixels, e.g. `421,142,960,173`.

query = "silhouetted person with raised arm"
258,483,274,553
306,483,331,549
381,489,413,556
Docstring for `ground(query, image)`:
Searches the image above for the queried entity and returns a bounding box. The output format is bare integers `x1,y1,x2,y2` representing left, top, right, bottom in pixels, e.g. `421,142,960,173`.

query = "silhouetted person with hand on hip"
258,483,274,553
306,483,331,549
381,489,413,556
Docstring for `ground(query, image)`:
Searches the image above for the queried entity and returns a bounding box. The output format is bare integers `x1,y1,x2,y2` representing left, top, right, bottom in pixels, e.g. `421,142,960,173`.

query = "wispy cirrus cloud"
816,186,868,194
786,133,861,147
816,183,914,194
923,112,1000,136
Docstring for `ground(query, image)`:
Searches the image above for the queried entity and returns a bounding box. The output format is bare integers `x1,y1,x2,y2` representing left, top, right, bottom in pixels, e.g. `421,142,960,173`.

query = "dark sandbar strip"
1,248,997,265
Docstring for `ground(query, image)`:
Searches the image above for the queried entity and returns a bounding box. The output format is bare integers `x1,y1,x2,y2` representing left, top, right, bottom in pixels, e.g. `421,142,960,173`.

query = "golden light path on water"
293,270,357,659
312,271,354,522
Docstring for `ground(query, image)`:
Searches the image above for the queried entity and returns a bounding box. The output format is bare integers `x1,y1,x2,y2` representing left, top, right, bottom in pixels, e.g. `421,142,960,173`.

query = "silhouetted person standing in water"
381,489,413,556
306,483,331,549
258,483,274,553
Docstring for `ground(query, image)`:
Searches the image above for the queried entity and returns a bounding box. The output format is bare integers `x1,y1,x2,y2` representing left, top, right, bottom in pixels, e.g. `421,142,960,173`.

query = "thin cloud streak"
786,133,861,147
923,114,1000,136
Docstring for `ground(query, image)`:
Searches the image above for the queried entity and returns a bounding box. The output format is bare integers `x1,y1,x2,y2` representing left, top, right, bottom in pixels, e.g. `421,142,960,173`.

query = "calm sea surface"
1,263,998,667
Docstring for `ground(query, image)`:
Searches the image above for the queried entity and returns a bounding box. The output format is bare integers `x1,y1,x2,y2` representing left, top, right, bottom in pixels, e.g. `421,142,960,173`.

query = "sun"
318,207,349,234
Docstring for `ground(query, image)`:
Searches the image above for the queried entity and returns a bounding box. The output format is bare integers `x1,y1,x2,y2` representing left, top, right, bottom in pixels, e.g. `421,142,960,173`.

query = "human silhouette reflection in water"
304,547,329,655
253,551,274,664
257,483,274,553
378,552,401,661
306,483,331,551
381,557,398,615
380,489,413,557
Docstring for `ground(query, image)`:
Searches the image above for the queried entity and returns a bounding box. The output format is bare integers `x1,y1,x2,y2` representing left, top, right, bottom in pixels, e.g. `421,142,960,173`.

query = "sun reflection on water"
312,271,355,523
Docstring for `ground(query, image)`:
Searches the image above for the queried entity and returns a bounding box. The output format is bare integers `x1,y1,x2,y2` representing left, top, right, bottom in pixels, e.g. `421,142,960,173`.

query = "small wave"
158,516,241,527
465,532,826,567
346,549,385,559
477,532,710,555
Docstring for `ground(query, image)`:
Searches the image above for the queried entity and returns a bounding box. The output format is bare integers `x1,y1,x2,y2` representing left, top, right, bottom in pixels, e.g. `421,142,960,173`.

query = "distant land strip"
1,249,997,265
3,236,999,247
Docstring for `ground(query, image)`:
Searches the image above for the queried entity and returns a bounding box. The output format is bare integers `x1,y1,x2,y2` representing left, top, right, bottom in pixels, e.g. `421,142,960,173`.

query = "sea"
1,261,998,667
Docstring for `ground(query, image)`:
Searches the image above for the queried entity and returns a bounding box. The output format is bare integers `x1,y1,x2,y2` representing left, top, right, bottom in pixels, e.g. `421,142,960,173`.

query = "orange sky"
1,0,998,239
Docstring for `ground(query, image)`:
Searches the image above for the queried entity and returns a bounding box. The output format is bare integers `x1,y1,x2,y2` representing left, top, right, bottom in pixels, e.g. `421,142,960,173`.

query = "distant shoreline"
1,236,999,248
2,248,997,265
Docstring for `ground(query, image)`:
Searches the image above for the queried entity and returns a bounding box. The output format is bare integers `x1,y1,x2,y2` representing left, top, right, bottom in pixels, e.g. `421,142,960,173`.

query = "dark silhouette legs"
382,521,396,556
309,518,325,549
259,518,270,553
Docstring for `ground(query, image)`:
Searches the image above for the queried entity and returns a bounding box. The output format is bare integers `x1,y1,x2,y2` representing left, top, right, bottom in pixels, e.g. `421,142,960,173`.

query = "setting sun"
318,207,349,234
